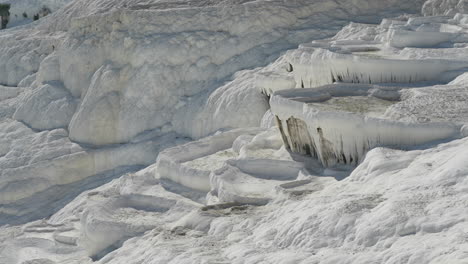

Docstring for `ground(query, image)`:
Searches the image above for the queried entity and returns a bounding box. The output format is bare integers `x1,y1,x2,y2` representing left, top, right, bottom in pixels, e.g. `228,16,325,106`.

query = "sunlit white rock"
271,84,465,166
155,128,263,193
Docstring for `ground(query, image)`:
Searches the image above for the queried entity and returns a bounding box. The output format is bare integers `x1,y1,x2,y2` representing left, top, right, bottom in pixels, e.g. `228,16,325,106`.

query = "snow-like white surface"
0,117,185,224
5,134,463,263
1,0,468,263
13,82,77,130
267,14,468,166
257,14,468,93
0,0,427,145
286,47,468,88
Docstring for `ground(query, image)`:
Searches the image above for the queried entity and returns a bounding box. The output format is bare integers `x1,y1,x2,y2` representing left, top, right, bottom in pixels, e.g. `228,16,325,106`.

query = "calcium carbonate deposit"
0,0,467,263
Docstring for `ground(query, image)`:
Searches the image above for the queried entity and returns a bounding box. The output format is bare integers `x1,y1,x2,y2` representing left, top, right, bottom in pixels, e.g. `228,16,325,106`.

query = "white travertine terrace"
1,0,468,263
155,128,263,192
267,15,468,166
271,84,466,166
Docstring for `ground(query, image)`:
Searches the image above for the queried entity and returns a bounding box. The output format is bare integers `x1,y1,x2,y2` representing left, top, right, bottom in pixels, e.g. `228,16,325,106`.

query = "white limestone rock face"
284,47,468,90
17,73,37,88
0,118,183,224
0,0,429,147
36,54,61,84
0,33,55,87
263,14,468,167
210,159,306,205
260,110,276,129
55,0,426,145
156,128,264,193
422,0,468,15
266,14,468,93
68,65,129,145
254,57,296,96
270,83,466,167
78,192,196,258
14,82,77,130
0,85,22,101
0,121,79,203
172,70,270,139
25,130,465,264
3,0,468,263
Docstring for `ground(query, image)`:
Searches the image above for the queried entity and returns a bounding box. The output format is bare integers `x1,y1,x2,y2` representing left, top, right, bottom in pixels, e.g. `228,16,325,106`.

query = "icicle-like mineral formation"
271,84,466,167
